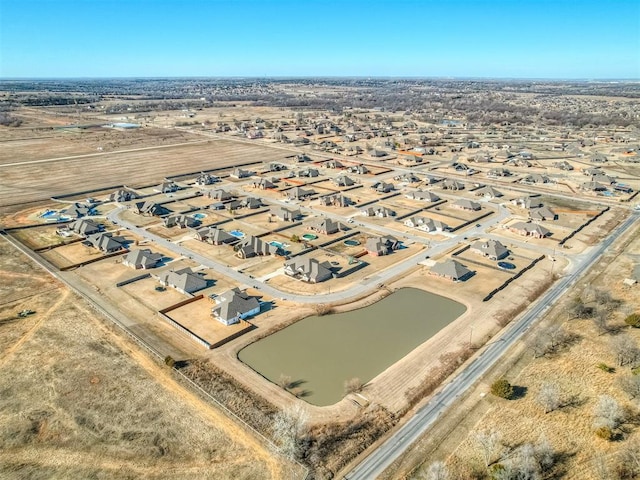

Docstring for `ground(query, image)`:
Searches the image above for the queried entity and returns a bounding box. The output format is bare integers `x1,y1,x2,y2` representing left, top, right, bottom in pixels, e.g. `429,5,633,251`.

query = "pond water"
238,287,466,406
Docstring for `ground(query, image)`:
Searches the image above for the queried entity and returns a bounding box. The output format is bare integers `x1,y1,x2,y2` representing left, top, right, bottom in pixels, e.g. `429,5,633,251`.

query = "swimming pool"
269,241,284,248
344,239,360,246
192,213,207,220
40,210,57,218
302,233,318,241
230,230,245,238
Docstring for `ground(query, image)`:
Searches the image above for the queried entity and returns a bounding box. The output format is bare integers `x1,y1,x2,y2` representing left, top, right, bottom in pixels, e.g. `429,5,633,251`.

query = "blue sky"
1,0,639,79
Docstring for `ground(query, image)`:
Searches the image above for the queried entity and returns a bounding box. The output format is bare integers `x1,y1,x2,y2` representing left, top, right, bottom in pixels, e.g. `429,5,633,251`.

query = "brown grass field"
0,239,297,479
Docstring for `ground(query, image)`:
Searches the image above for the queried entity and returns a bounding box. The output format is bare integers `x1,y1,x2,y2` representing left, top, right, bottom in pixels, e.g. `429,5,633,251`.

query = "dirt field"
389,222,640,480
0,138,295,208
0,239,290,480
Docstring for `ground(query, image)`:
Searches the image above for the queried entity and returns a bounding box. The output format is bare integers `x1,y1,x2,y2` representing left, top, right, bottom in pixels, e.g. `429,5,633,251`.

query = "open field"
0,239,288,480
0,138,294,208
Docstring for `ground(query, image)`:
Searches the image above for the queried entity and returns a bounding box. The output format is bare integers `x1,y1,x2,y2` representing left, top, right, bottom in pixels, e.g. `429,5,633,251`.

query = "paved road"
344,210,639,480
108,206,501,304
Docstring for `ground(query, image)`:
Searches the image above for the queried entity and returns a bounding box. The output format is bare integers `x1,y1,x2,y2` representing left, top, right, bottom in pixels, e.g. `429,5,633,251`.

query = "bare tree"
610,334,640,367
592,308,613,335
618,374,640,400
593,394,626,433
472,429,504,468
272,403,309,460
618,439,640,478
534,435,555,472
537,383,562,413
591,453,612,480
277,374,292,389
344,377,364,395
527,324,574,358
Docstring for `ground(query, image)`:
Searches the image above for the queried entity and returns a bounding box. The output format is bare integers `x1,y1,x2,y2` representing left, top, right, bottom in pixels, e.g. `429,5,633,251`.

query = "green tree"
490,379,514,399
624,313,640,328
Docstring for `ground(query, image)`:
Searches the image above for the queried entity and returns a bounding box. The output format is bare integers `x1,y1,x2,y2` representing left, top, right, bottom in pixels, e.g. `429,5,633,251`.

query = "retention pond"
238,287,466,406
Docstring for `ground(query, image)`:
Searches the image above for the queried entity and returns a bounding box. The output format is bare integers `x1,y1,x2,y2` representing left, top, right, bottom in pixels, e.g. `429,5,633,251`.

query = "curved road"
344,210,639,480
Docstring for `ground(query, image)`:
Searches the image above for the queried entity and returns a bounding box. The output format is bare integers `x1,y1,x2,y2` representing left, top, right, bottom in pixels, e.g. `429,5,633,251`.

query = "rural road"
343,210,639,480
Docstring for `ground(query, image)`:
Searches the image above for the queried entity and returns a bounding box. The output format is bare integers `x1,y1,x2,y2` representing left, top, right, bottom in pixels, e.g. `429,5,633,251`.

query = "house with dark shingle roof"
284,256,333,283
69,218,101,236
158,268,207,294
471,240,509,261
365,236,400,256
194,227,237,245
86,232,127,252
123,249,163,269
211,288,260,326
430,259,473,281
509,222,551,238
134,201,170,217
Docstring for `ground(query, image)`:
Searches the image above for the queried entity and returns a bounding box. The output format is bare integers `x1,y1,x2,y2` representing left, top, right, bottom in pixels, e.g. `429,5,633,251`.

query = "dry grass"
0,241,277,479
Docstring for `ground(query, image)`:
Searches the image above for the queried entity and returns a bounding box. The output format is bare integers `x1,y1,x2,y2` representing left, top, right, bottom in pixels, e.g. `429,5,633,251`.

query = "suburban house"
371,181,394,193
109,189,138,202
61,202,95,218
520,174,551,185
508,158,533,168
85,232,127,253
442,179,465,190
529,206,558,221
590,153,608,163
211,288,260,326
320,193,353,207
123,249,163,269
452,199,481,211
592,173,617,185
368,148,388,158
476,186,504,199
133,201,170,217
297,168,320,178
360,206,396,217
509,222,551,238
164,215,200,229
265,161,287,172
206,189,233,201
231,168,254,179
365,235,400,256
195,173,220,186
324,159,344,169
194,227,237,245
395,173,421,183
284,256,333,283
158,267,207,294
235,236,278,259
252,178,276,190
69,218,101,236
270,206,301,222
552,161,574,171
430,259,473,281
512,196,543,209
470,240,509,260
347,164,369,174
404,217,449,232
240,197,263,209
581,181,608,192
308,218,343,235
285,186,315,201
156,181,179,194
333,174,356,187
405,190,440,202
487,168,512,178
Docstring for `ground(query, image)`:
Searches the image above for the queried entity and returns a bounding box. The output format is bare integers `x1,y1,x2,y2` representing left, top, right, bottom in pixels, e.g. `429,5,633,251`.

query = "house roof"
471,240,509,259
124,249,163,267
431,259,472,280
212,288,260,322
161,267,207,293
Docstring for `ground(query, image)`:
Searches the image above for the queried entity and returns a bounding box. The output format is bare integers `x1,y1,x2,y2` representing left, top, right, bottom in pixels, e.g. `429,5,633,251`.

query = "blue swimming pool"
192,213,207,220
40,210,57,218
230,230,245,238
498,262,516,270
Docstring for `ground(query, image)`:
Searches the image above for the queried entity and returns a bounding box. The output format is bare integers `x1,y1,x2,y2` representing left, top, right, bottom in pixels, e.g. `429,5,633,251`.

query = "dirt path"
73,300,284,479
0,288,69,368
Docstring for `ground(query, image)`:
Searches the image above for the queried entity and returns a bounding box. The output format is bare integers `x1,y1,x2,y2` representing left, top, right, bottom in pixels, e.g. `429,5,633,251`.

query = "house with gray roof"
235,236,278,259
430,259,473,281
252,178,276,190
206,189,233,201
195,173,220,186
333,174,355,187
552,161,574,171
123,249,163,269
520,174,551,185
529,206,558,221
476,185,503,199
452,199,481,211
320,193,353,207
471,240,509,260
61,202,95,219
365,236,400,256
194,227,237,245
271,206,301,222
442,179,465,191
297,168,320,178
164,215,200,229
240,197,263,209
404,217,449,232
406,190,440,202
308,218,343,235
109,189,138,202
284,256,333,283
324,159,344,169
395,173,421,183
487,168,512,178
512,196,543,209
371,181,394,193
360,206,396,218
156,181,179,194
347,164,369,174
211,288,260,326
69,218,101,236
286,187,315,200
231,168,254,179
158,267,207,294
509,222,551,238
85,232,127,253
134,201,170,217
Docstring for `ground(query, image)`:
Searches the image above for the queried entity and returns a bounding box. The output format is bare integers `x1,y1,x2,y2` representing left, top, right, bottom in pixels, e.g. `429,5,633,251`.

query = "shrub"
624,313,640,328
594,426,614,441
597,363,615,373
490,379,514,399
164,355,176,368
